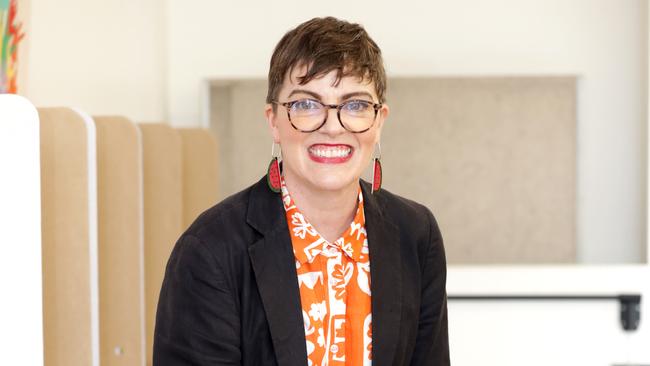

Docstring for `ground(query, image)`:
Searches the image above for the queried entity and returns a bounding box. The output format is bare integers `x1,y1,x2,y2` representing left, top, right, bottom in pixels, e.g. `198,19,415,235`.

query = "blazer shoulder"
372,185,443,255
375,186,437,227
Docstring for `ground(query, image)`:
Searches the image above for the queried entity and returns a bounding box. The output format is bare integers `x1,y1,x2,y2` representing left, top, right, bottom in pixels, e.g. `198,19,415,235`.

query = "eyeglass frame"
271,98,383,133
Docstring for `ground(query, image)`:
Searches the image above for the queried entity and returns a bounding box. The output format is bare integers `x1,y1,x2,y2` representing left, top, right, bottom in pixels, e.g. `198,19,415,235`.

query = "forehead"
279,64,377,100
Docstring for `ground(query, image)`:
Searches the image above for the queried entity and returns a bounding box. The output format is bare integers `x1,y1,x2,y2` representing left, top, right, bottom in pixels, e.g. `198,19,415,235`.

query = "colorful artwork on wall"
0,0,25,94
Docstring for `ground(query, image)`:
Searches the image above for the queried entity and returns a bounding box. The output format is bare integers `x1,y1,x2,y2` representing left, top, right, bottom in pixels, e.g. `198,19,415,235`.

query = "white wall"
22,0,166,122
167,0,646,264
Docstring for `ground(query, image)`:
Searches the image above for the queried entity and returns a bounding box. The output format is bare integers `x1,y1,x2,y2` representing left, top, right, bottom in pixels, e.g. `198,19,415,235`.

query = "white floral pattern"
309,301,327,322
291,212,317,239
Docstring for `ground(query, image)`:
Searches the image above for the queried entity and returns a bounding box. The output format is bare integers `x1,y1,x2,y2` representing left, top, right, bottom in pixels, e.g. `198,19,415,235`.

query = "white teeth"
309,146,351,158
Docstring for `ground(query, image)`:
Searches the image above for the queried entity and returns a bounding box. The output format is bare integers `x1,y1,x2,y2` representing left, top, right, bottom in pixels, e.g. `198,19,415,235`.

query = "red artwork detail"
7,0,25,94
267,158,281,192
372,159,382,192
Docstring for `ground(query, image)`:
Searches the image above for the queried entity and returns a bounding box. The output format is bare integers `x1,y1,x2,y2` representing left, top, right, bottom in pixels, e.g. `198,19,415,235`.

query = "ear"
265,103,281,144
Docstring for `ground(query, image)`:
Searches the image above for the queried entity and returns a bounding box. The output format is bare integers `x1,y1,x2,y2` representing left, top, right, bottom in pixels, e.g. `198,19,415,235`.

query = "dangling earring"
267,142,282,193
372,142,382,194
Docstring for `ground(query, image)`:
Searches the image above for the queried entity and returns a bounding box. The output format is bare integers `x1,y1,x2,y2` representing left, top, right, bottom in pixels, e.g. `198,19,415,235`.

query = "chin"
307,170,360,192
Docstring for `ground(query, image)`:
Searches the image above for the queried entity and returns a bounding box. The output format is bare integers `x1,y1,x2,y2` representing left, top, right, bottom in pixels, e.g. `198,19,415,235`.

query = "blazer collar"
246,175,286,235
360,180,403,366
247,176,306,366
247,176,403,366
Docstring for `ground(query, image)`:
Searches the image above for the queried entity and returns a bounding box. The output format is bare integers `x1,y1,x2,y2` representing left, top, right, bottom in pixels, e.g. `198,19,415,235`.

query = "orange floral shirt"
281,178,372,366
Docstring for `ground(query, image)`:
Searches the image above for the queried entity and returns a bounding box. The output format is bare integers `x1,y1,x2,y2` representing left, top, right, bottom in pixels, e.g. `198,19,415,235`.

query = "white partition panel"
0,94,44,365
447,265,650,365
73,109,100,366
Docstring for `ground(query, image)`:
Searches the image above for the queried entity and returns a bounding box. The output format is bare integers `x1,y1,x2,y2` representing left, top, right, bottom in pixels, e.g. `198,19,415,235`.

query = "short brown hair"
266,17,386,106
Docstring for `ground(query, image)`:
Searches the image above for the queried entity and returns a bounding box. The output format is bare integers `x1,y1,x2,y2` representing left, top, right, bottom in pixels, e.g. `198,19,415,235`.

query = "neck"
283,172,359,243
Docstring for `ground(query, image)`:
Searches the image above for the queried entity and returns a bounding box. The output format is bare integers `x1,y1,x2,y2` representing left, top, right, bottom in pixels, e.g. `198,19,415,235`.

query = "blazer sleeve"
153,234,241,365
409,209,450,365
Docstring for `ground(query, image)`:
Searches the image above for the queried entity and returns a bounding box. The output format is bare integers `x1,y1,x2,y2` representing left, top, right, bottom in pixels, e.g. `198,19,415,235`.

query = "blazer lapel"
247,177,307,366
361,181,403,366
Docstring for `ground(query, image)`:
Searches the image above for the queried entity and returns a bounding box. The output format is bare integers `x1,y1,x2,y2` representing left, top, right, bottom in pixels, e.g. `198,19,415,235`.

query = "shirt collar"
281,176,368,265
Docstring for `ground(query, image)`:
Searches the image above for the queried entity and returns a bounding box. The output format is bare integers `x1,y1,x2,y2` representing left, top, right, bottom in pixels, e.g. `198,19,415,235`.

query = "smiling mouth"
308,144,353,163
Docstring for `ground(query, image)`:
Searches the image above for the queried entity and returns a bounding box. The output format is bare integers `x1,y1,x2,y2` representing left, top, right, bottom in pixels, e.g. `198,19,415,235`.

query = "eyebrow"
287,89,375,102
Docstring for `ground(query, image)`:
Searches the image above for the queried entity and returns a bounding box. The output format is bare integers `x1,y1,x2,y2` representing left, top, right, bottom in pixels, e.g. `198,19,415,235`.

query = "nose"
318,106,346,136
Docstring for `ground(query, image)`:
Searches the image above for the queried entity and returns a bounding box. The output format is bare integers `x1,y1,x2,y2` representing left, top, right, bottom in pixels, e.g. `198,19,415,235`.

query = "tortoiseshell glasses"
272,98,382,133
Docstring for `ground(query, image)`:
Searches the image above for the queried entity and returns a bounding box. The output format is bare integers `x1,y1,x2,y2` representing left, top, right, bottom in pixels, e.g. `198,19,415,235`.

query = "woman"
154,17,449,366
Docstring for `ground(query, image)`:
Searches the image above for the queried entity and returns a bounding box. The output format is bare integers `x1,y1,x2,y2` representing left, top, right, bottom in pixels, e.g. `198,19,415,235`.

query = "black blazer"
153,176,449,365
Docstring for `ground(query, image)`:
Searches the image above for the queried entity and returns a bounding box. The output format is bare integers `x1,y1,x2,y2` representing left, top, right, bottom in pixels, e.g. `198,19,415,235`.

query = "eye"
291,99,321,111
342,100,371,112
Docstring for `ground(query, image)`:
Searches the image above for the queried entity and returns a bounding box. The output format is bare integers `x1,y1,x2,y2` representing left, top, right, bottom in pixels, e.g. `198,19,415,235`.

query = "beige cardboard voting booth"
139,123,183,366
39,107,99,366
178,128,219,228
94,116,146,366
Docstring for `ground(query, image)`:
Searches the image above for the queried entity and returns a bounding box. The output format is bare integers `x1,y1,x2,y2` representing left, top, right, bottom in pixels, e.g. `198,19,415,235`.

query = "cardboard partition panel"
0,95,44,365
177,128,219,229
138,123,182,366
94,116,145,366
39,107,99,366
